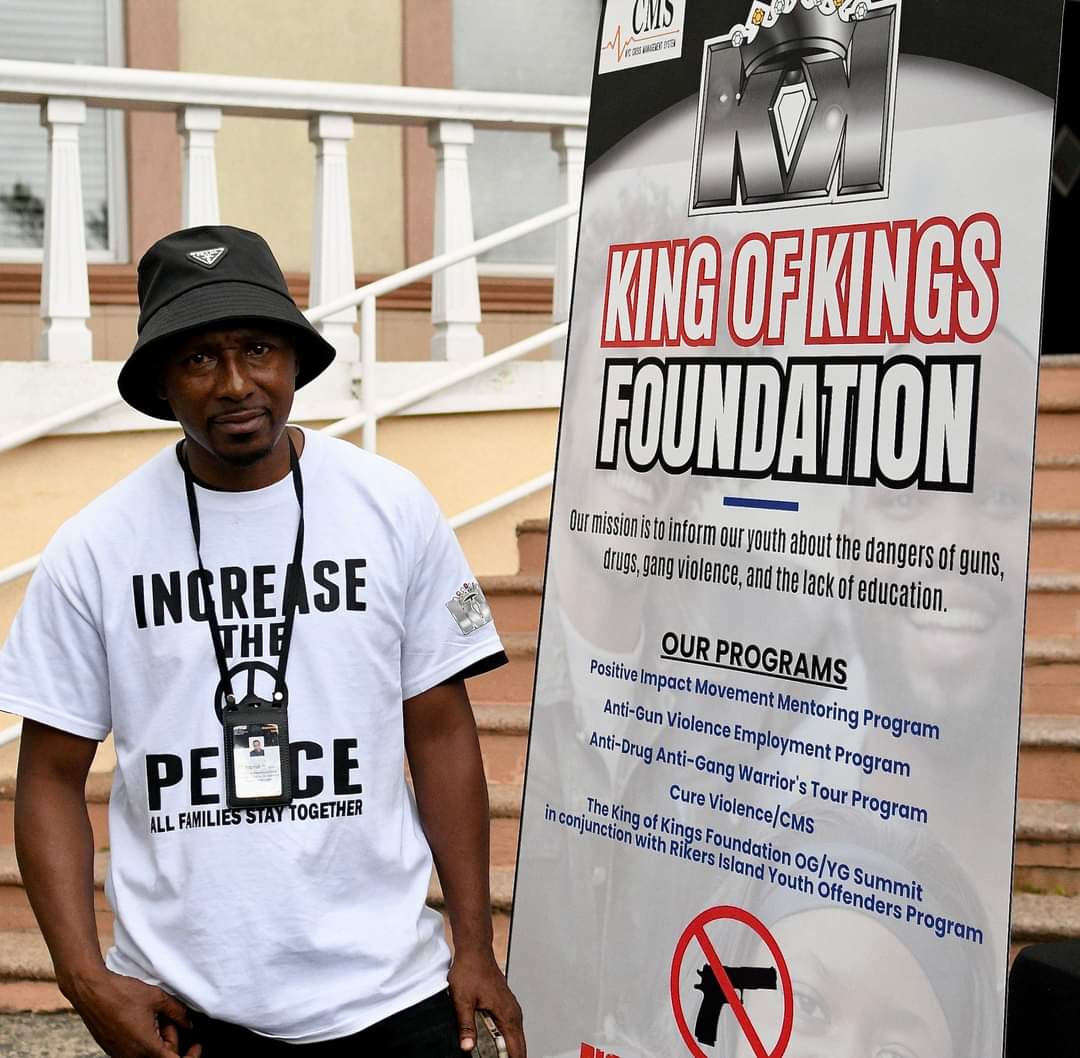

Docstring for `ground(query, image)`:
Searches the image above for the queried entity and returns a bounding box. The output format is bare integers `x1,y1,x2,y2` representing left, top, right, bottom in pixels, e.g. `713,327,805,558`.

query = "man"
0,226,525,1057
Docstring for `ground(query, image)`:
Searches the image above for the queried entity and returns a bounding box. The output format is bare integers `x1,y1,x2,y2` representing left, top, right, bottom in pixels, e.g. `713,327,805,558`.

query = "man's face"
733,909,953,1058
161,324,298,471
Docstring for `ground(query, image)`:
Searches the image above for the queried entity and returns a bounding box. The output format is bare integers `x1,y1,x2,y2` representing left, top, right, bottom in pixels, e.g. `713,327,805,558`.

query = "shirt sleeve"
0,559,111,741
400,503,507,701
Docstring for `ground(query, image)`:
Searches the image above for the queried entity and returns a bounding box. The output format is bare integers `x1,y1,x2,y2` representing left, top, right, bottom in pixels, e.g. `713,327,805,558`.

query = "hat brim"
118,281,337,421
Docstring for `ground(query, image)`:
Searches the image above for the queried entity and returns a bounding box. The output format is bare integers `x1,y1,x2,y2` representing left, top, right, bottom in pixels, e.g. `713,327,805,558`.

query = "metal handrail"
305,203,576,323
449,472,553,530
322,322,567,439
0,393,122,455
0,553,42,588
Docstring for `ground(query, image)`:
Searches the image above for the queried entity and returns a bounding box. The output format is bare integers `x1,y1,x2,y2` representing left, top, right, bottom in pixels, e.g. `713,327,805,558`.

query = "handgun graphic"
693,963,778,1047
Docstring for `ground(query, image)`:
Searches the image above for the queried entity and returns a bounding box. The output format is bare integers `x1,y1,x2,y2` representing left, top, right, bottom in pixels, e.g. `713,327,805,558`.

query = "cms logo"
634,0,676,32
690,1,900,213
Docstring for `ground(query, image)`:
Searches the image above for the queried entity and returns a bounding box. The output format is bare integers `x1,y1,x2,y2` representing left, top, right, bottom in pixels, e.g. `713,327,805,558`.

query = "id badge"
223,697,293,808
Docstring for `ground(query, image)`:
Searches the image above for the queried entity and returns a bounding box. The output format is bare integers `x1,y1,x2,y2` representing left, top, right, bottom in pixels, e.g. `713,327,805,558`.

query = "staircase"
7,355,1080,1008
1013,356,1080,947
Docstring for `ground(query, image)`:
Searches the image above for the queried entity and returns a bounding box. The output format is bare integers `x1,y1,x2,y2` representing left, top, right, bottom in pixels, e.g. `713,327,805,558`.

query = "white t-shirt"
0,427,505,1042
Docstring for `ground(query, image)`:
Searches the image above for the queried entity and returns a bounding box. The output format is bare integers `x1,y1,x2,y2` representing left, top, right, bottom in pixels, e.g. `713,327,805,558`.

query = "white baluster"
39,98,91,363
178,106,222,227
359,296,377,452
309,114,359,361
428,120,483,362
550,127,586,359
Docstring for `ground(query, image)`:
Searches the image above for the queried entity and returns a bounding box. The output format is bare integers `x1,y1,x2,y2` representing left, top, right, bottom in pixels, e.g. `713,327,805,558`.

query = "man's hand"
64,968,201,1058
449,949,525,1058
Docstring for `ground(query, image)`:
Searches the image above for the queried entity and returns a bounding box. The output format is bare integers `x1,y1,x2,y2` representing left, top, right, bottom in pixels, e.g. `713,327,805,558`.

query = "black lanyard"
180,433,305,707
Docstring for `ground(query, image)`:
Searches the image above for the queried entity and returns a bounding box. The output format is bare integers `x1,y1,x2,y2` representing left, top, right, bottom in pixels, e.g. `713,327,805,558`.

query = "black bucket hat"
118,225,337,420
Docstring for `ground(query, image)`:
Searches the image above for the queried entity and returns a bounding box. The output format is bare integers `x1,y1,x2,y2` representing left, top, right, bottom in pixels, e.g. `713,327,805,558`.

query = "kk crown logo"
690,0,901,213
446,581,493,636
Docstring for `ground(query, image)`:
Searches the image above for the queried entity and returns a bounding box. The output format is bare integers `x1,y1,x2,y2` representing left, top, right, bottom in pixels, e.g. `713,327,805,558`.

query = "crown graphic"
728,1,866,75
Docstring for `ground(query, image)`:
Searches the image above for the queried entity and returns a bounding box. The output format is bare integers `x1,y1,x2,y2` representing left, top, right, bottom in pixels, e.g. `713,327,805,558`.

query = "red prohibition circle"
669,905,794,1058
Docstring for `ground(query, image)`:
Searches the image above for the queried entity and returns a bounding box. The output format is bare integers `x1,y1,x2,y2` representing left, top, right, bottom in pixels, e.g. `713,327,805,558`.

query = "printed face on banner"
509,1,1064,1056
733,909,953,1058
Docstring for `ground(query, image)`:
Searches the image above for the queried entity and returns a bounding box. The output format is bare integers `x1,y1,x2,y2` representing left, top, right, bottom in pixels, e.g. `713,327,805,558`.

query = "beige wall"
353,410,556,568
0,411,558,640
177,0,406,276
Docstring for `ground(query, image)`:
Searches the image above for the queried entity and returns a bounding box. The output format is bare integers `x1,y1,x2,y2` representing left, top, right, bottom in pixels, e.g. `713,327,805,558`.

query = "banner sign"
507,2,1066,1056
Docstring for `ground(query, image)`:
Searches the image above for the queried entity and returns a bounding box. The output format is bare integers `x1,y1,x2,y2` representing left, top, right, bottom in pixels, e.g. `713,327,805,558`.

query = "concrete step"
1018,716,1080,801
1035,417,1080,462
467,634,536,706
1038,357,1080,411
474,705,530,786
478,574,543,637
1023,637,1080,714
1032,465,1080,512
1027,574,1080,638
1030,512,1080,573
1015,800,1080,896
1011,891,1080,947
515,519,549,577
0,1011,104,1051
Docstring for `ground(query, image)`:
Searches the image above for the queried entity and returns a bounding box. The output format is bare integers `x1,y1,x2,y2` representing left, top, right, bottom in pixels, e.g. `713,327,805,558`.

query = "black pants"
185,989,460,1056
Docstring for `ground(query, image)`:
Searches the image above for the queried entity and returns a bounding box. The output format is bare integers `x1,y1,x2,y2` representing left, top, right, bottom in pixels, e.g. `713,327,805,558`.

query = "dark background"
1045,0,1078,354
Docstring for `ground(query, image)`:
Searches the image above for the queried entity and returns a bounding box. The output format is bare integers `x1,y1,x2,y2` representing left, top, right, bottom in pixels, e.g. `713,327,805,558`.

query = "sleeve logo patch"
446,581,493,635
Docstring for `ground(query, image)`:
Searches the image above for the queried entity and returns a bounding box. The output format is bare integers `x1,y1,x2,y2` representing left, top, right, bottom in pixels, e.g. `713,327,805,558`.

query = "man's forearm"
405,685,495,954
404,681,527,1057
15,724,107,997
16,723,198,1058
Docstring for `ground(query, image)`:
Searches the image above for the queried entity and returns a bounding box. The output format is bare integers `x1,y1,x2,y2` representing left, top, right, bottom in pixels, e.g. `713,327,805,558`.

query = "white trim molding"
0,60,589,130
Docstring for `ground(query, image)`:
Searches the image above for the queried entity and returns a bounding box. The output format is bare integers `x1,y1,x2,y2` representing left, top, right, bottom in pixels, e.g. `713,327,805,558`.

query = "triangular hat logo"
187,247,227,269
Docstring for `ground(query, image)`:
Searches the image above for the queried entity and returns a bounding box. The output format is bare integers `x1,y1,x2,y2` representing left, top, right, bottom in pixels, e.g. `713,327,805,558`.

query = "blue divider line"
723,497,800,513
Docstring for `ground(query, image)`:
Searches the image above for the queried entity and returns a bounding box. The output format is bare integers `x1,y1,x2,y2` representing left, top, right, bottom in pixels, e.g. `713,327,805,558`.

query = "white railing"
0,58,577,546
0,203,571,589
307,202,575,451
0,61,571,700
0,59,587,363
0,392,122,454
0,554,41,588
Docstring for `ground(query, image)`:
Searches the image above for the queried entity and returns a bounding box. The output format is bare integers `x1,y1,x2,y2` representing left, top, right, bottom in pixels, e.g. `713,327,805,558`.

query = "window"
0,0,128,262
453,0,599,270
